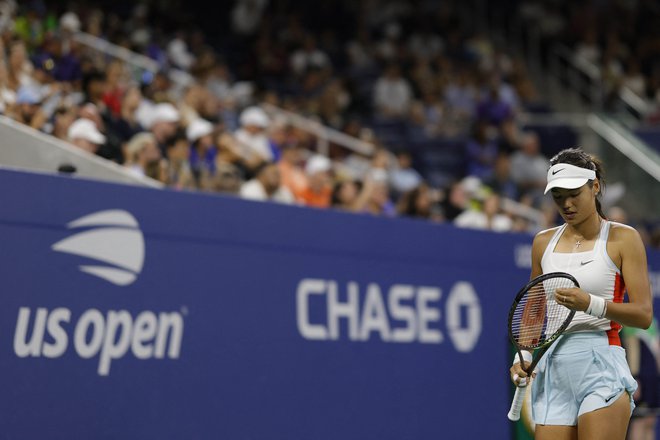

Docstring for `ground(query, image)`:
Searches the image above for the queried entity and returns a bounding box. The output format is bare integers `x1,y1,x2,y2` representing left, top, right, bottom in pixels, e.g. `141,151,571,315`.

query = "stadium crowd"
1,0,658,248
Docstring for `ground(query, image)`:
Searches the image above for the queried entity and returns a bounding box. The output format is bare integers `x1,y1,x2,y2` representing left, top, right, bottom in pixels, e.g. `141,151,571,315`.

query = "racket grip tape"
507,384,527,421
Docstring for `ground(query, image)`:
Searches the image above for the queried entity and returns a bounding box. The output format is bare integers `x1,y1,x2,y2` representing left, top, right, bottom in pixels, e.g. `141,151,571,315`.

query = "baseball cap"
60,12,81,32
186,118,214,142
239,106,269,128
544,163,596,194
68,118,106,145
305,155,332,176
148,103,180,128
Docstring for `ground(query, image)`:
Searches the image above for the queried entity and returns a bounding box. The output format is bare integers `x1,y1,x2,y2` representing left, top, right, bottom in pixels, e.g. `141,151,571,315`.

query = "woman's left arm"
604,225,652,329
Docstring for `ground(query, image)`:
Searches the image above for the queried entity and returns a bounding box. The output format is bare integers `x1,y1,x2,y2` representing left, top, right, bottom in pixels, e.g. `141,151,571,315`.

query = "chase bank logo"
51,210,144,286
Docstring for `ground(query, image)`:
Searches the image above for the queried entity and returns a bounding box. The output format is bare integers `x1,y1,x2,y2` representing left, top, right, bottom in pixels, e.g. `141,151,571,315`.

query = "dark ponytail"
549,148,606,219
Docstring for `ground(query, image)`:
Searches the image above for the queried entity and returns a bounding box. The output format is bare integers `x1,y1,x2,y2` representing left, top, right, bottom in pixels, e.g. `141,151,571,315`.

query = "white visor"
544,163,596,194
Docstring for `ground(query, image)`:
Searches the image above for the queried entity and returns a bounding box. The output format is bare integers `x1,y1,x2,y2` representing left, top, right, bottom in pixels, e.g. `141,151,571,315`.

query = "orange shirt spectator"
299,155,333,208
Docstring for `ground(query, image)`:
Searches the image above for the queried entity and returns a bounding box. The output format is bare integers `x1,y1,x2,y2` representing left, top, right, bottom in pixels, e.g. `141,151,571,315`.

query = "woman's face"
550,181,599,224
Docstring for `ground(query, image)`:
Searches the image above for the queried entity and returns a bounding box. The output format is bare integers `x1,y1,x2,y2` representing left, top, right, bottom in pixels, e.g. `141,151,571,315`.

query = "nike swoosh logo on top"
605,394,617,403
580,260,594,266
552,168,565,175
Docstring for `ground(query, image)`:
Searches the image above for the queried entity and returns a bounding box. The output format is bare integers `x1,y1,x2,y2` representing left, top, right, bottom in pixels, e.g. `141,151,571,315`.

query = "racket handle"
507,383,527,421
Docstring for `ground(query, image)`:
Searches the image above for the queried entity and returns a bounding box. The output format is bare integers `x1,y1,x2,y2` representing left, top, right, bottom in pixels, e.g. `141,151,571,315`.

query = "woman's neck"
566,214,602,241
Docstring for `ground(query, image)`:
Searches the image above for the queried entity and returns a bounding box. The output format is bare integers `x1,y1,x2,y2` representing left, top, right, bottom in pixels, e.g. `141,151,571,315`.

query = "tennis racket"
507,272,579,421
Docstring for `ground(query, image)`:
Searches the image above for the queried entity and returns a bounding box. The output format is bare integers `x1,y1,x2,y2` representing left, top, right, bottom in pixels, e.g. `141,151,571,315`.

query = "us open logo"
13,209,184,376
51,209,145,286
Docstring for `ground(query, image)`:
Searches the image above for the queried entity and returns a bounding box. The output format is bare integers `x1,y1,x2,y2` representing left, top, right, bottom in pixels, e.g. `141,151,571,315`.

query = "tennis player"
510,148,653,439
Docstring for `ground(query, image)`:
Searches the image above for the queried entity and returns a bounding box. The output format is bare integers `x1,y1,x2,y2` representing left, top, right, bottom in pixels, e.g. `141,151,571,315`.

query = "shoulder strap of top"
541,224,566,263
594,220,610,253
598,220,621,273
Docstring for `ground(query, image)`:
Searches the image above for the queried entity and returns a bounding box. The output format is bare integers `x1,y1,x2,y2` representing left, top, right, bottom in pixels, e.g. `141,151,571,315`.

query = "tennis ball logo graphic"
51,210,144,286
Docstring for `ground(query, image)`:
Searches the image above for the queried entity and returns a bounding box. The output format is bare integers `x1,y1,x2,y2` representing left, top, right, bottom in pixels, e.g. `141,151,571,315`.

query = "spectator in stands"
102,60,126,117
278,142,308,201
7,40,31,91
50,105,76,141
0,57,16,113
397,183,443,222
440,180,469,222
81,70,108,112
299,154,333,208
210,162,244,195
8,85,46,129
106,85,143,146
331,179,360,211
187,118,216,189
240,161,294,204
509,131,549,207
484,153,519,201
465,120,498,180
476,81,514,128
163,130,195,190
373,63,413,119
67,117,106,154
363,168,396,217
389,150,423,197
148,102,180,153
123,132,162,180
290,34,331,77
235,106,274,168
444,68,478,122
454,192,513,232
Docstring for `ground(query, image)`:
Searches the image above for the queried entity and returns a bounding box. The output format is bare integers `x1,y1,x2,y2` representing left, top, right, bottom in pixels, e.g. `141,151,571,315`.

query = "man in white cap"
148,102,180,153
299,154,333,208
187,118,217,188
68,118,106,154
235,106,274,166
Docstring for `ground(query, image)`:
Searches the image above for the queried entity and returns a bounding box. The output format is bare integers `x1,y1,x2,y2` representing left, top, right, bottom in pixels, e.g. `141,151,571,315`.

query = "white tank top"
541,220,626,345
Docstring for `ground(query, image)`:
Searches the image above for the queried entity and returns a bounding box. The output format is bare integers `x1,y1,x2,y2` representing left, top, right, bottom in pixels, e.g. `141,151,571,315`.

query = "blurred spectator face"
494,154,511,179
258,163,282,194
122,86,142,112
281,145,304,165
449,183,468,209
372,149,390,169
9,41,27,73
212,164,243,194
87,74,108,102
414,185,432,215
106,61,124,86
369,181,389,207
53,107,76,139
521,132,540,155
141,138,161,163
397,151,412,169
335,180,358,206
607,206,628,223
167,137,190,161
483,194,501,217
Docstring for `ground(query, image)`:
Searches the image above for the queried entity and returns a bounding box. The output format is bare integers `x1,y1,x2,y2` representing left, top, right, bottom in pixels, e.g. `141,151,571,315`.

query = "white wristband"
585,294,607,318
512,350,533,366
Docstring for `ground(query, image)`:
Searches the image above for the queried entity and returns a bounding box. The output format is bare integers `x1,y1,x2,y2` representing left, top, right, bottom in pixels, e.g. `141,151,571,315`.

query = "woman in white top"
510,148,652,439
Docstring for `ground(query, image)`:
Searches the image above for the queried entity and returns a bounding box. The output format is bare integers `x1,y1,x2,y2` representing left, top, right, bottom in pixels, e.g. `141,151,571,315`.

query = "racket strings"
511,277,576,349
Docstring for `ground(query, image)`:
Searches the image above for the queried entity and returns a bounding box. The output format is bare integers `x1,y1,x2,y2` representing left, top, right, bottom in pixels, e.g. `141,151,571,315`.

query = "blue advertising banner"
0,168,657,439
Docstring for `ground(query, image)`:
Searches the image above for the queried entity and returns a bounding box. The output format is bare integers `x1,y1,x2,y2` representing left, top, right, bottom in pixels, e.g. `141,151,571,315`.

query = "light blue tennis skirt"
531,331,637,426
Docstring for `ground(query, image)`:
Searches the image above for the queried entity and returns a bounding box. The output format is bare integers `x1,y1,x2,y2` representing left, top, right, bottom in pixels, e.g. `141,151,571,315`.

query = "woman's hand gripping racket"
507,272,579,421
